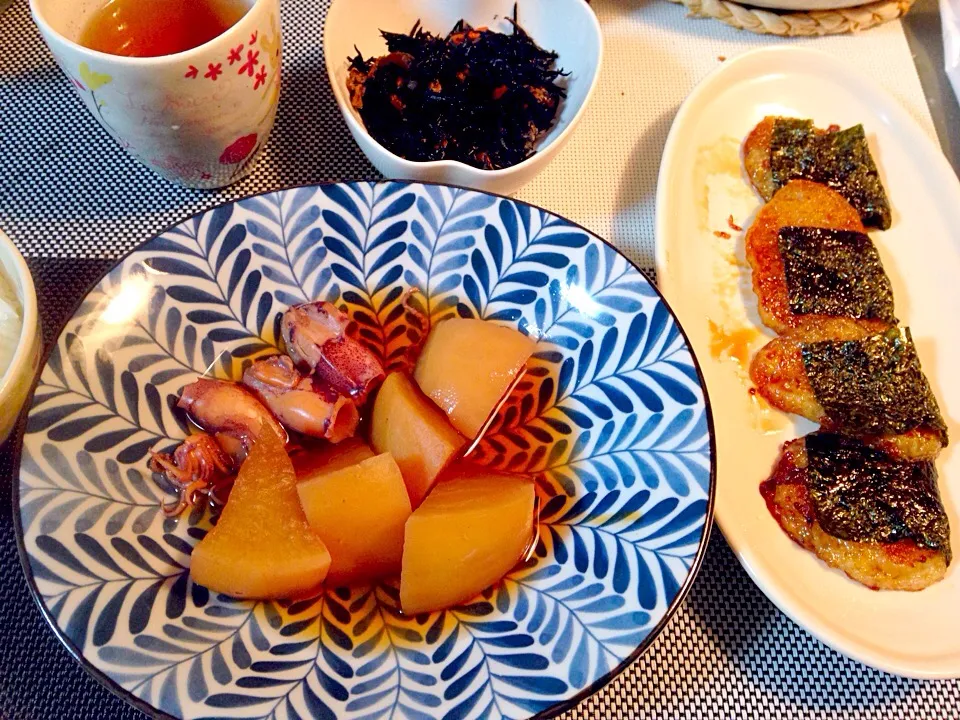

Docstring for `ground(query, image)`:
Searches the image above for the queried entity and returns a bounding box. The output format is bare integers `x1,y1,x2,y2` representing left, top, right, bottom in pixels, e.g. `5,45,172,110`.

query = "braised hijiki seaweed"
346,9,565,170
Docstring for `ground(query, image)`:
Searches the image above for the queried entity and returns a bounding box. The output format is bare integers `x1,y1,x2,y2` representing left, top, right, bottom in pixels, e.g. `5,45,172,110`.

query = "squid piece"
177,378,287,464
149,378,289,515
242,355,359,443
150,432,234,487
149,432,235,516
281,301,384,403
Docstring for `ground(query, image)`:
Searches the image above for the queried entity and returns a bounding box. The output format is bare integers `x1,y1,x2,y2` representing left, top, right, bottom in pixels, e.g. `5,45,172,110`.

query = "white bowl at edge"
323,0,603,196
0,229,40,445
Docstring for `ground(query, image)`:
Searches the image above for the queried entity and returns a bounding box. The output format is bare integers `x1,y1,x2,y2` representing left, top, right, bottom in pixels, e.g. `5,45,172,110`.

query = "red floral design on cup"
184,33,268,90
238,50,260,77
220,133,258,164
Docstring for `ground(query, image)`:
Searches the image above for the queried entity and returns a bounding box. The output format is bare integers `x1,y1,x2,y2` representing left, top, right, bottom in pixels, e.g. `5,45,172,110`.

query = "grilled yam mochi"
761,433,950,590
743,116,891,229
744,180,895,335
750,325,947,460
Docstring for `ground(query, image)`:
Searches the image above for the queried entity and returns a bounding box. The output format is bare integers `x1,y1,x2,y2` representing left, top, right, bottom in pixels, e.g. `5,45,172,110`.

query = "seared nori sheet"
778,226,896,323
770,118,817,183
770,119,892,230
801,327,947,443
815,125,892,230
805,433,950,559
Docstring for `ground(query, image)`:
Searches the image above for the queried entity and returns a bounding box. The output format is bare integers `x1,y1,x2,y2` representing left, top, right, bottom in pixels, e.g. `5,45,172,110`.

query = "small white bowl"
0,229,40,445
324,0,603,195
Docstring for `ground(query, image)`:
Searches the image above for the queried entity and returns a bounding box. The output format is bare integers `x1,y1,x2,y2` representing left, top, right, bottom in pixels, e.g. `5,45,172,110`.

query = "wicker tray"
667,0,915,35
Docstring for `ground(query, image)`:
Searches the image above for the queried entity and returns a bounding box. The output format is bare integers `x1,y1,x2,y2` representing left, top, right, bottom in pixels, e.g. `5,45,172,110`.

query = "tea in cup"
30,0,281,188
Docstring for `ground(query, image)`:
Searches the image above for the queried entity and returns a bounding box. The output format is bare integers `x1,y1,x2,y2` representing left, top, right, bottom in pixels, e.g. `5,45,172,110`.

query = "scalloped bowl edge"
323,0,603,195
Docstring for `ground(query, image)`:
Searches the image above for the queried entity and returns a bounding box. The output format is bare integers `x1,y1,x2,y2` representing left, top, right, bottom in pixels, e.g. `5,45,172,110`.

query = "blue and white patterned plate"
15,182,714,720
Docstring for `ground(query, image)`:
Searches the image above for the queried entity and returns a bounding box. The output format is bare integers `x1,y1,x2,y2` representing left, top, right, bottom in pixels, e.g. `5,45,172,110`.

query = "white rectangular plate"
655,47,960,678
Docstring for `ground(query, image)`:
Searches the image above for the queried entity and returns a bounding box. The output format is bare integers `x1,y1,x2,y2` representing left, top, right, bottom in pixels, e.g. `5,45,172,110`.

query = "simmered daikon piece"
297,452,412,585
400,468,535,615
370,372,466,508
190,425,331,599
414,319,535,439
293,437,375,480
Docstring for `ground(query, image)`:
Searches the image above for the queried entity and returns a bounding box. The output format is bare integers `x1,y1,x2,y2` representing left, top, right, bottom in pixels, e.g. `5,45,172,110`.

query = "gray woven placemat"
1,0,959,717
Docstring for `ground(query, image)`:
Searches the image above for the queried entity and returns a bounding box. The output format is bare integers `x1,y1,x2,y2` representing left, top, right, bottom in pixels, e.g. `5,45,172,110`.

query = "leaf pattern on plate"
18,182,713,720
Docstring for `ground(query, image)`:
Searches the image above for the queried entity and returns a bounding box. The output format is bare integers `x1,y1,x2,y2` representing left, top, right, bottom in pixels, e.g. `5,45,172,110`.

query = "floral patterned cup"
30,0,281,188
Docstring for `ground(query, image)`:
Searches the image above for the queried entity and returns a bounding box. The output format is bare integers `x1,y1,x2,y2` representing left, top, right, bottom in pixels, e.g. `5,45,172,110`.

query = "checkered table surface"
1,0,958,717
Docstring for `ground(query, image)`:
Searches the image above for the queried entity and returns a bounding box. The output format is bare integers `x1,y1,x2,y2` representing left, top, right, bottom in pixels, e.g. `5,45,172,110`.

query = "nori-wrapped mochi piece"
800,327,947,444
805,432,951,560
770,119,892,230
778,226,896,323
